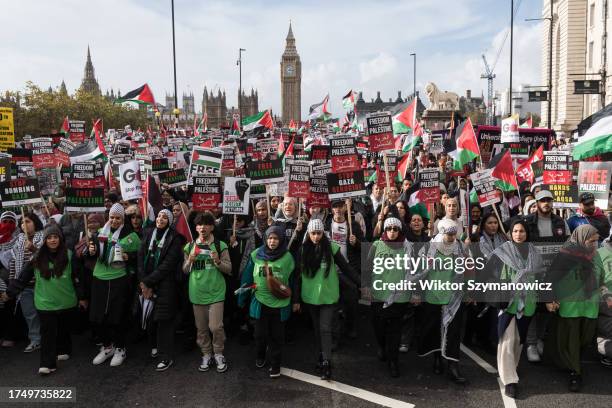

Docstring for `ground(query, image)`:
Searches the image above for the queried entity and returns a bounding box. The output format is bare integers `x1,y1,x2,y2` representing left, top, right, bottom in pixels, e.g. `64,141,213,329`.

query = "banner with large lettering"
418,168,441,203
118,161,143,201
0,107,15,151
288,161,311,199
158,168,187,188
330,136,360,173
54,139,76,168
476,126,553,163
543,151,572,185
327,170,366,200
366,112,394,152
192,176,222,211
471,169,501,207
188,147,223,180
69,120,86,144
0,178,41,207
65,188,105,212
577,161,612,210
246,159,284,185
31,137,55,169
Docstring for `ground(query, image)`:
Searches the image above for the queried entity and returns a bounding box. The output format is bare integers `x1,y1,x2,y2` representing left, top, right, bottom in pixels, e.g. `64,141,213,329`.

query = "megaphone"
110,244,125,268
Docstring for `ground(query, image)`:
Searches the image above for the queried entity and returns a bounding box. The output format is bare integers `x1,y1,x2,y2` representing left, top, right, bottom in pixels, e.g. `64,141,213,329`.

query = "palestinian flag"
91,118,108,158
174,211,193,243
449,118,480,171
488,149,518,191
515,145,543,184
392,97,417,135
280,136,295,169
342,90,355,111
308,94,331,121
288,119,297,131
242,110,274,131
140,174,163,225
519,114,533,128
60,116,70,137
397,153,410,180
115,83,156,105
230,118,241,135
573,114,612,160
406,182,432,220
196,113,208,135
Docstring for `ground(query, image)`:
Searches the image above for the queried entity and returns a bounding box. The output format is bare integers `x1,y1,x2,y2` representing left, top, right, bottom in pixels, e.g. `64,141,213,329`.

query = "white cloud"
1,0,543,119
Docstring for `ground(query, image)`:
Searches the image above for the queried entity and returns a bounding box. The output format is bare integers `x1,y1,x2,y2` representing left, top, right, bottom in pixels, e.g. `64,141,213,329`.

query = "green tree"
0,82,151,140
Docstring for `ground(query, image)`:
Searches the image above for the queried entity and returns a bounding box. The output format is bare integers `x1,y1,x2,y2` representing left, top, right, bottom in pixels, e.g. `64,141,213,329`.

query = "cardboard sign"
375,152,398,188
309,164,331,208
113,140,132,155
15,162,35,179
288,161,311,199
65,188,105,212
471,169,501,207
246,158,284,186
501,115,520,144
69,120,86,144
0,107,15,151
8,148,32,164
476,126,553,162
543,151,572,185
543,183,579,208
430,134,444,154
70,163,98,189
366,112,394,152
577,161,612,211
222,177,250,215
256,138,279,160
188,147,223,180
151,157,170,174
38,169,59,196
330,136,360,173
192,176,222,211
31,138,55,169
531,160,544,187
54,139,77,168
158,168,187,188
327,170,366,200
0,178,41,207
118,161,143,201
418,168,441,204
220,145,236,170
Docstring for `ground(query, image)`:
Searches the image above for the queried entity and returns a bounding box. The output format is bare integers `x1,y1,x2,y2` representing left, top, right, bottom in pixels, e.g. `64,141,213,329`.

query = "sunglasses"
385,227,400,232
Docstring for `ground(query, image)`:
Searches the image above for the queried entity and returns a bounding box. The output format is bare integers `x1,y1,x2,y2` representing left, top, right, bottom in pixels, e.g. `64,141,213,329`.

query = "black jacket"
137,227,186,321
524,212,569,243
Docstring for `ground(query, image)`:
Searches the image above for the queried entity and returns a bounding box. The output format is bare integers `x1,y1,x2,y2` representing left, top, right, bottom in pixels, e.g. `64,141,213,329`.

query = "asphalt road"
0,305,611,408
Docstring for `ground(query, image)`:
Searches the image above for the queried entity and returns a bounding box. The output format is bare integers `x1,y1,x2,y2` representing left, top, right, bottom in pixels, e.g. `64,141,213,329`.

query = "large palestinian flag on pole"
115,83,156,105
449,117,480,171
60,116,70,137
573,115,612,160
342,90,355,111
242,110,274,131
405,182,431,220
308,94,331,121
392,97,417,135
487,149,518,191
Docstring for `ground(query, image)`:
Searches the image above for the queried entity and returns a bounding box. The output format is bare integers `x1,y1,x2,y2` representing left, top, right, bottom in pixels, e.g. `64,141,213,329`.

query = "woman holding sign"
294,219,358,381
238,226,295,379
86,203,141,367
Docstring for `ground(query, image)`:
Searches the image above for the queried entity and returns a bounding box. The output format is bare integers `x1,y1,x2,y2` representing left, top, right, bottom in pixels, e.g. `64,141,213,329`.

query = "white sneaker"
537,339,544,356
110,348,126,367
527,345,541,363
24,342,40,353
92,346,115,365
199,354,212,372
215,354,228,373
38,367,56,375
151,348,159,358
57,354,70,361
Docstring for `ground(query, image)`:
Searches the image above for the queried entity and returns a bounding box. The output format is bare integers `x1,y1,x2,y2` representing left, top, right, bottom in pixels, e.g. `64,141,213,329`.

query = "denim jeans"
19,288,41,344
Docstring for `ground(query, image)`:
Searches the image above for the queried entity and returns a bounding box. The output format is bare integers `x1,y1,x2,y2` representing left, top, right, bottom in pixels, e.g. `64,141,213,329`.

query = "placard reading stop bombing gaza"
326,170,366,200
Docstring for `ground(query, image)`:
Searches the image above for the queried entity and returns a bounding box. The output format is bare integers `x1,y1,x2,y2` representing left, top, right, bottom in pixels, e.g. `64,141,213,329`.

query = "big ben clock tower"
281,22,301,123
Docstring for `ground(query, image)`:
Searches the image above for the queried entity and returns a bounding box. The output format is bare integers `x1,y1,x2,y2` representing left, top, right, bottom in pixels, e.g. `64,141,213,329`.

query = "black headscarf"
256,226,288,261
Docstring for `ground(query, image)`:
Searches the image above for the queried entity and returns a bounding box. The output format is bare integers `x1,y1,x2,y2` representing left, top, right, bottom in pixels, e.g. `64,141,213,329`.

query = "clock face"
285,64,295,76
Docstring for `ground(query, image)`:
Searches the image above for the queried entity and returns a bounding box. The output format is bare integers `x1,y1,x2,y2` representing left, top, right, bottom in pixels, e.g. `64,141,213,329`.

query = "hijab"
256,226,288,262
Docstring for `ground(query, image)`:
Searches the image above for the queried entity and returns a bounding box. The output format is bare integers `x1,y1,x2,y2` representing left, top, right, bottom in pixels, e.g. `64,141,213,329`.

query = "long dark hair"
300,233,332,278
22,211,44,233
35,229,69,279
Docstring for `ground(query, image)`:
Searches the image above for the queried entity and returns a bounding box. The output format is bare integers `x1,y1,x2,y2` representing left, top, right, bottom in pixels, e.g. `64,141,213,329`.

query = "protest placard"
0,178,41,207
330,136,360,173
65,188,105,212
418,167,441,203
118,161,143,201
543,151,572,185
158,168,187,188
366,112,394,152
69,120,86,144
188,146,223,180
471,169,501,207
327,170,366,200
192,176,222,211
288,161,311,199
577,161,612,210
0,107,15,151
31,137,55,169
54,139,76,167
246,158,284,185
222,177,250,215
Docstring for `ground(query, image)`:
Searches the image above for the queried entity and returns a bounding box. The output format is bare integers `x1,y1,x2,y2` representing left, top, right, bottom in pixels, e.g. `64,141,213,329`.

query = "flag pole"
346,198,353,237
180,202,194,242
492,204,507,235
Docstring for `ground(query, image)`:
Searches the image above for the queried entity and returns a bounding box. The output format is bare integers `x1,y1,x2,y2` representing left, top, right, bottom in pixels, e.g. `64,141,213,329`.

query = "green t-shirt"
423,251,456,305
556,260,603,319
34,251,77,311
301,242,340,305
250,250,295,309
185,241,228,305
370,240,411,303
93,231,141,280
499,263,537,317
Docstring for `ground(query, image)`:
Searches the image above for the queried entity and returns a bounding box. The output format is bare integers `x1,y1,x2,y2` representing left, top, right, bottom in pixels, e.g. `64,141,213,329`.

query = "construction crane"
481,55,496,125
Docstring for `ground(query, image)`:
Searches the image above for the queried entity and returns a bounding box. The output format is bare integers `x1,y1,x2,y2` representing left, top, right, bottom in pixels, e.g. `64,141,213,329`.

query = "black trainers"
269,366,281,378
320,360,332,381
569,371,582,392
505,383,517,398
156,360,173,371
256,357,266,369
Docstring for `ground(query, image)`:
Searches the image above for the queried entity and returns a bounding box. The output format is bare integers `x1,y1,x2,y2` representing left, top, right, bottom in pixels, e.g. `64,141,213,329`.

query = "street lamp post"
410,53,416,99
171,0,179,129
509,0,514,116
237,48,246,128
526,1,554,128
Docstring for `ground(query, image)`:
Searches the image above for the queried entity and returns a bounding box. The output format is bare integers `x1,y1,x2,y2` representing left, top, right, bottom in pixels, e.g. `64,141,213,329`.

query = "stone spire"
59,80,68,96
80,46,101,95
282,21,298,57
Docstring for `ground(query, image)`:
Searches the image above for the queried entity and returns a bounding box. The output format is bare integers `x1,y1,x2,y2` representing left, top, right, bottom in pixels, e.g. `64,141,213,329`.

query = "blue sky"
2,0,544,117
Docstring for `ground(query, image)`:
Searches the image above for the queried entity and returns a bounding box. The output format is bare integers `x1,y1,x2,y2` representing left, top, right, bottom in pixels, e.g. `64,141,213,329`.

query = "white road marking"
281,367,415,408
461,344,517,408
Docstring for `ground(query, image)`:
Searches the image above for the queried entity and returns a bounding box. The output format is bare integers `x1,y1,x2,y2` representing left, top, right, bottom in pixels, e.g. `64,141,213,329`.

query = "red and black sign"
0,178,41,207
288,161,311,199
31,138,55,169
309,145,330,166
330,136,360,173
191,176,221,211
69,120,86,144
54,139,76,168
375,153,398,188
418,168,440,204
70,163,99,189
366,112,394,152
246,158,284,186
158,168,187,188
308,164,331,208
327,170,366,200
543,151,572,185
